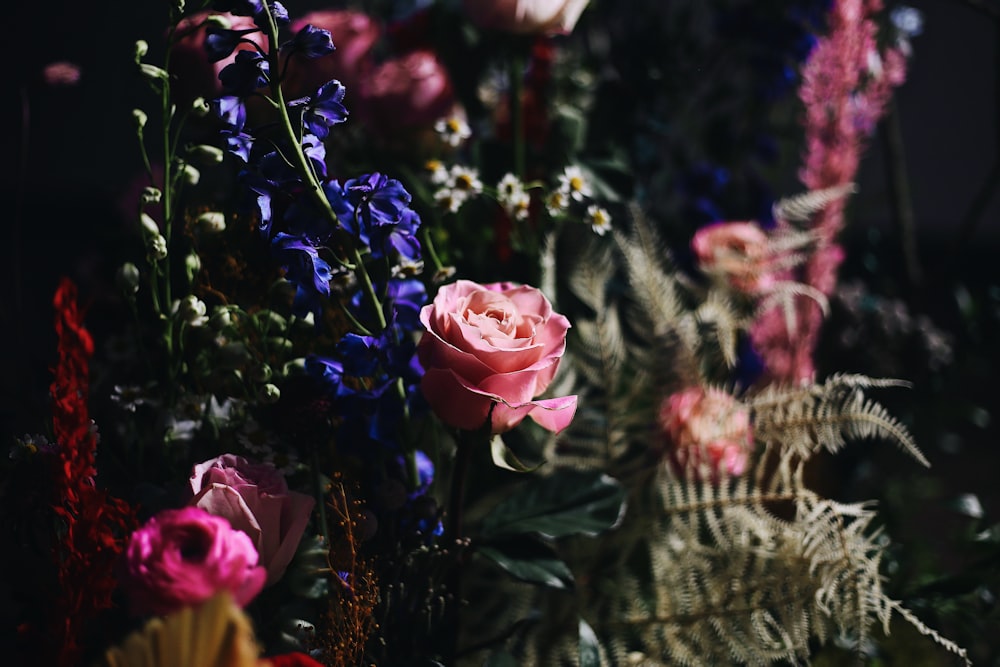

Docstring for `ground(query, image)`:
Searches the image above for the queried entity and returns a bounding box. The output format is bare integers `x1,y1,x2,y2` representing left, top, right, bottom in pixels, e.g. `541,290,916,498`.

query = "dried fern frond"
750,373,929,467
103,593,259,667
772,183,857,225
755,280,830,336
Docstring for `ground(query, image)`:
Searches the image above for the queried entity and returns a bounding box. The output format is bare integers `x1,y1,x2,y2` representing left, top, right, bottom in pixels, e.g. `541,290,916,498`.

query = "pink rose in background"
283,10,381,98
462,0,589,35
357,49,456,133
658,387,752,480
691,221,777,294
418,280,577,434
123,506,266,616
171,12,267,104
189,454,315,586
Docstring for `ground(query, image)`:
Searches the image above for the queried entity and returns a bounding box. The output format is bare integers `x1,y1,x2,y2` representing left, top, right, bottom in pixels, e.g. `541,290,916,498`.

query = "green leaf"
478,538,575,589
484,651,520,667
579,618,601,667
480,469,627,539
490,434,545,472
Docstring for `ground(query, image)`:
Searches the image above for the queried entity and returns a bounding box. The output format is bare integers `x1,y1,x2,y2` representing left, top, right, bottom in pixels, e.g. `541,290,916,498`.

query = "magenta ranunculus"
189,454,315,586
123,506,266,616
357,49,456,132
417,280,577,434
691,221,777,294
462,0,589,35
658,387,753,480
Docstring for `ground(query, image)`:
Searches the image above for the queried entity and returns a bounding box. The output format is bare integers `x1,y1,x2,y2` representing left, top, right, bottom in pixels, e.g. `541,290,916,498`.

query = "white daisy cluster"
496,173,532,221
429,162,484,214
434,115,472,147
549,165,612,235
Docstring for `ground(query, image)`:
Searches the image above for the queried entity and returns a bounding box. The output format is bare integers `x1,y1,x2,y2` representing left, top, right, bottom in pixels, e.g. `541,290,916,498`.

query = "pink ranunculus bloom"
356,49,456,133
417,280,578,434
171,11,267,103
123,506,267,616
189,454,315,586
691,221,777,294
282,10,381,99
462,0,589,35
658,387,753,480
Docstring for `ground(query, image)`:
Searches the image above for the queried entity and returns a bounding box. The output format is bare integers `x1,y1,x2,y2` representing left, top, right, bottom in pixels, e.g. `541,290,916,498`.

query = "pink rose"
123,506,266,616
189,455,315,586
282,10,381,98
658,387,752,479
691,221,777,294
417,280,577,434
462,0,589,35
171,12,267,104
357,49,456,132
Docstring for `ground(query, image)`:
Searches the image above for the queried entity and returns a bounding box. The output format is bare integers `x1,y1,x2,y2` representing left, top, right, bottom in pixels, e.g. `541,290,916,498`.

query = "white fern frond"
773,183,857,224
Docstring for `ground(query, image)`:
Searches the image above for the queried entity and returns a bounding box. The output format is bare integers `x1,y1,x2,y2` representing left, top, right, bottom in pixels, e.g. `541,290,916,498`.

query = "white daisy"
558,165,593,202
434,115,472,147
586,204,612,236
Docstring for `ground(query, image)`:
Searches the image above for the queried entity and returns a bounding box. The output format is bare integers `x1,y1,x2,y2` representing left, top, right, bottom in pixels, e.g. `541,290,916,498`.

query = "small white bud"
260,383,281,404
139,212,160,237
139,64,169,82
188,144,225,165
148,234,168,261
178,163,200,186
185,253,202,283
174,295,208,326
205,14,232,30
192,97,211,117
132,108,148,129
116,262,141,295
196,211,227,234
140,187,161,205
134,40,149,61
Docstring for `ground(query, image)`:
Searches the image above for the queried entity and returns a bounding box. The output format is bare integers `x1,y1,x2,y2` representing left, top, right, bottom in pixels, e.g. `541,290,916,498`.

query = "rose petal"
490,394,579,434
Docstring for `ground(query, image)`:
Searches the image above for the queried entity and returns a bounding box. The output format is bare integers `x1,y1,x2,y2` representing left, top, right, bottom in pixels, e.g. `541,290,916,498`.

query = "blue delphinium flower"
205,27,262,63
219,49,269,96
271,232,332,318
280,24,336,59
288,80,349,140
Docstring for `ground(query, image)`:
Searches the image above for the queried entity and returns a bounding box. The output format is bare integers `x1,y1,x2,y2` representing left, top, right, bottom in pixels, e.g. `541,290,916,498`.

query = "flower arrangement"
5,0,997,665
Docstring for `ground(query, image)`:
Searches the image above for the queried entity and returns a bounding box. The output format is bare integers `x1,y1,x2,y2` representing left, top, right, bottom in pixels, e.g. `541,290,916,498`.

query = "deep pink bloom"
658,387,752,480
124,506,266,616
691,221,777,294
418,280,577,434
357,49,456,133
190,454,315,586
750,0,906,384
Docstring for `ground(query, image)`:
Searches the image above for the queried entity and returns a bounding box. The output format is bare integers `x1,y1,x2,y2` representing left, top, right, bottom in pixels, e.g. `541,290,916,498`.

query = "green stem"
509,48,526,179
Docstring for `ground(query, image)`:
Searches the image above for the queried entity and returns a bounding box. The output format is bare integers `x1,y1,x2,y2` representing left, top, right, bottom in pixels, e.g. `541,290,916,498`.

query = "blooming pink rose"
282,10,381,98
658,387,752,480
171,11,268,104
357,49,456,132
691,221,777,294
190,454,315,586
462,0,589,35
123,506,266,616
417,280,577,434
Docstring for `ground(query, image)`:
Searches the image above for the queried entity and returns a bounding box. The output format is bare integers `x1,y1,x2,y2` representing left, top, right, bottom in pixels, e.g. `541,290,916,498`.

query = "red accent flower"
48,278,135,667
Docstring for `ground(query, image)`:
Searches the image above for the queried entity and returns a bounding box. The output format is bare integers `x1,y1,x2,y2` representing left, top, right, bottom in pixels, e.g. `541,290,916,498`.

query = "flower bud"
116,262,141,295
148,235,168,261
185,253,202,283
261,382,281,404
250,364,273,383
139,64,169,82
178,163,201,186
132,108,148,130
210,305,237,330
140,212,160,237
174,295,208,326
134,40,149,61
196,211,227,234
141,187,162,205
205,14,232,30
192,97,211,117
188,144,225,165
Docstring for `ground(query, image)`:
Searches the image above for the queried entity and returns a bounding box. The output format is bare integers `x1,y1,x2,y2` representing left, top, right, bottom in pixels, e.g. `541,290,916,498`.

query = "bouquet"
4,0,993,664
